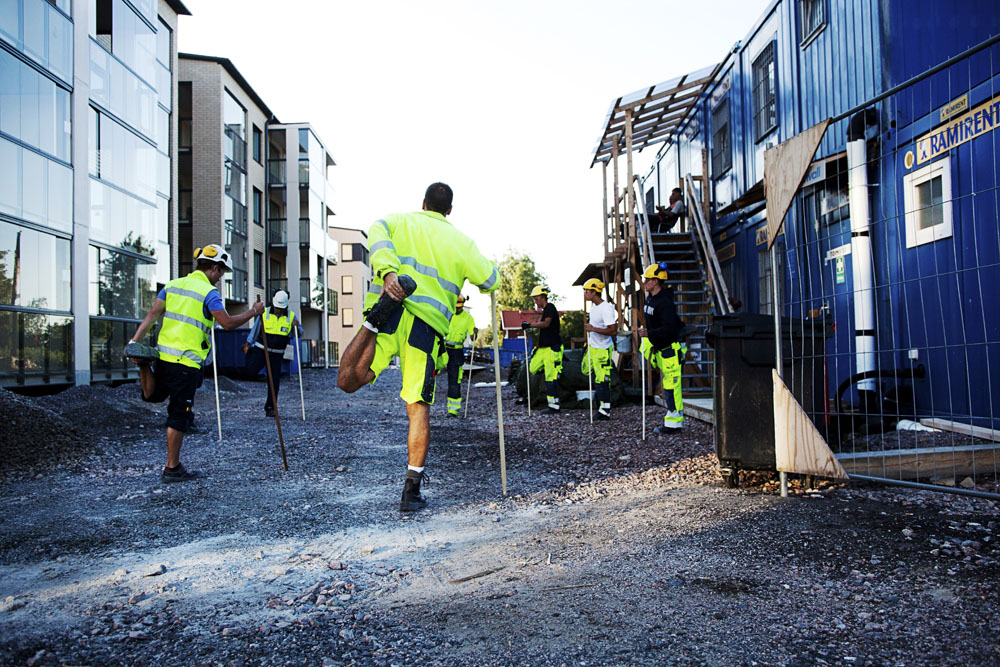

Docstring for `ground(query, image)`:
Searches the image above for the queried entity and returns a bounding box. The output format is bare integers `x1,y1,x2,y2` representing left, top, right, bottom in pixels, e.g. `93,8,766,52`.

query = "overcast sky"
178,0,772,326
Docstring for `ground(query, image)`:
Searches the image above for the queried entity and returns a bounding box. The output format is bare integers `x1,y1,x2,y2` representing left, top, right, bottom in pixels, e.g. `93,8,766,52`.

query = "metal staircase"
649,230,715,394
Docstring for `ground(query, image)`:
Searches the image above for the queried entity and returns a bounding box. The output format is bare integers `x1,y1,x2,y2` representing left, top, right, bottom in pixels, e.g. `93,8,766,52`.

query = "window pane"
342,274,352,294
21,148,46,224
342,307,353,327
0,138,20,218
0,49,21,138
0,220,71,311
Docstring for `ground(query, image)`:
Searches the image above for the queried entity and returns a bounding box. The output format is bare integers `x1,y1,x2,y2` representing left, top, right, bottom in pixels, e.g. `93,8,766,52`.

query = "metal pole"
585,300,593,424
641,337,646,440
463,342,474,419
523,328,531,417
771,243,787,498
258,297,289,471
490,292,507,495
210,323,222,442
294,326,305,421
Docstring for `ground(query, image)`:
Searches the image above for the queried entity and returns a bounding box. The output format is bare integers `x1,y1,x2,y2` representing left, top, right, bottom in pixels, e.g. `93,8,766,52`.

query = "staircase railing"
632,176,655,269
684,173,733,316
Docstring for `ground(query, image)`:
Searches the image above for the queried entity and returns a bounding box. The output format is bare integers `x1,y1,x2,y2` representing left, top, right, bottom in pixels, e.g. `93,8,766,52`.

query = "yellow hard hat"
583,278,605,292
529,285,549,298
643,262,669,281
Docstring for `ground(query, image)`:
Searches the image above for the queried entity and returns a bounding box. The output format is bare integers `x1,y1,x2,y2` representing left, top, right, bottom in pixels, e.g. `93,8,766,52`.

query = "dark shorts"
142,360,202,432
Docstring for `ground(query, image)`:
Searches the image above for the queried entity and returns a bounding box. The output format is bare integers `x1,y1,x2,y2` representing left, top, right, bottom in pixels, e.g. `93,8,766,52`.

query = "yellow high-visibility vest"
445,309,475,347
157,271,216,369
365,210,498,337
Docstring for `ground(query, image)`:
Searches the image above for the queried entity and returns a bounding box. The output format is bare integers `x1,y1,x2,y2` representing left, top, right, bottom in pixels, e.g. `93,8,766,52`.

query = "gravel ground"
1,367,998,666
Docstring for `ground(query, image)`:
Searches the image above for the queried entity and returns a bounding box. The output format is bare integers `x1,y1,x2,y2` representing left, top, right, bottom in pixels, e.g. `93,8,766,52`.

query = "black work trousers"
245,346,283,411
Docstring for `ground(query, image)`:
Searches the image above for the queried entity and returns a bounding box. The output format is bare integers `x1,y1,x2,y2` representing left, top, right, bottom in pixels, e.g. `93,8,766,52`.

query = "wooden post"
612,137,620,250
257,296,289,471
602,161,609,254
700,148,710,233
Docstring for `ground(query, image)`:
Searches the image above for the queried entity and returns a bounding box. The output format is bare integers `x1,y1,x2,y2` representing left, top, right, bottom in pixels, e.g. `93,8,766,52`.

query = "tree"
494,249,555,312
560,309,585,347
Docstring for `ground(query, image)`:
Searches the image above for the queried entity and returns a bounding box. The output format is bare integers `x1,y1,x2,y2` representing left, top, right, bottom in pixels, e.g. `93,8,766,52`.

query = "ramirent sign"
915,95,1000,166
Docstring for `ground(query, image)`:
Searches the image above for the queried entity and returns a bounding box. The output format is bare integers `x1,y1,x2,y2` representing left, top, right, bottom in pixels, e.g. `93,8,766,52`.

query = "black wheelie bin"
705,313,833,488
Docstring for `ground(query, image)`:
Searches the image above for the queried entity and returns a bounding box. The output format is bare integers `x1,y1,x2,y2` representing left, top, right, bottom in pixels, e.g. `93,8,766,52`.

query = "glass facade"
0,0,177,387
223,89,248,303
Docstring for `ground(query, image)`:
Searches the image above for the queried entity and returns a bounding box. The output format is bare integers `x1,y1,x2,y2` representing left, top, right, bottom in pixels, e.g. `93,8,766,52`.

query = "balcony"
268,159,285,186
269,218,287,245
298,159,309,188
224,126,247,170
267,218,312,247
225,200,248,238
225,268,248,303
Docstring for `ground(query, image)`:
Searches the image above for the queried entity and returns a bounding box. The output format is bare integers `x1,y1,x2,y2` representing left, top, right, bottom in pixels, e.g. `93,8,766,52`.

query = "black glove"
521,321,531,330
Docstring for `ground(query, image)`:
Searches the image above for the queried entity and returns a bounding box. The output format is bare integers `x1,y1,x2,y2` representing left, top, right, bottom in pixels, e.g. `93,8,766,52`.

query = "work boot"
543,407,560,415
125,341,159,365
161,463,202,483
595,410,611,421
265,406,275,418
366,275,417,330
400,470,428,512
446,411,459,418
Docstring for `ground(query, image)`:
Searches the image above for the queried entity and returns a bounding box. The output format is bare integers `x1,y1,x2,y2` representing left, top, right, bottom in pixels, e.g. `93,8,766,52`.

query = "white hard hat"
193,244,234,272
272,290,289,309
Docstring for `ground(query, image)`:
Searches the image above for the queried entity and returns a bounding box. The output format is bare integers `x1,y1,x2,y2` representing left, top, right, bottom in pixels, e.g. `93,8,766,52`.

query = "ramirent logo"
915,95,1000,166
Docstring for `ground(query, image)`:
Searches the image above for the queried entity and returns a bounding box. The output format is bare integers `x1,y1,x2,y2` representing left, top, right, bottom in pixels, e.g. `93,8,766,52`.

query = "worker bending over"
337,183,499,512
243,289,300,417
443,295,477,417
637,262,686,432
581,279,618,421
126,245,263,482
522,285,562,414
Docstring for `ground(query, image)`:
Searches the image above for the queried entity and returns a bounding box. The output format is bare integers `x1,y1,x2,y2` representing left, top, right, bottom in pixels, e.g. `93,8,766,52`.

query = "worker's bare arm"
131,299,167,343
211,301,264,330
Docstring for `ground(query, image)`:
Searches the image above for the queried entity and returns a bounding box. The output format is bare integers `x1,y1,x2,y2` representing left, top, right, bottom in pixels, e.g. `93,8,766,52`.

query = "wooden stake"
257,296,288,471
490,292,507,495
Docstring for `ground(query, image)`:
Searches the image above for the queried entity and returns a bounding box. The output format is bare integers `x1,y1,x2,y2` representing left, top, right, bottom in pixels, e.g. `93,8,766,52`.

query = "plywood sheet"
773,369,848,479
763,119,830,249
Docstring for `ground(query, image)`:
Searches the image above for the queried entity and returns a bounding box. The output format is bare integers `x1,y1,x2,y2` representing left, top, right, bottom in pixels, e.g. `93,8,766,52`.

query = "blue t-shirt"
157,287,224,320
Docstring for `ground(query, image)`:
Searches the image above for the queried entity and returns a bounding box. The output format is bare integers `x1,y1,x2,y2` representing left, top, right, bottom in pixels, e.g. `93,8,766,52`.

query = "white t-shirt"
587,301,618,349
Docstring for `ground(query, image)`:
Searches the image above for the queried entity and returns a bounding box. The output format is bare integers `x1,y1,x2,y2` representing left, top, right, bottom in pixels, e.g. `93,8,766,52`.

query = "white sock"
407,465,424,473
362,321,378,333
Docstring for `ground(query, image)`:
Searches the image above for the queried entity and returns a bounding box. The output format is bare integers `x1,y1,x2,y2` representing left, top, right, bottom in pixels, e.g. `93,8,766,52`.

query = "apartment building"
177,56,339,367
176,53,273,309
265,123,338,366
326,226,371,366
0,0,188,388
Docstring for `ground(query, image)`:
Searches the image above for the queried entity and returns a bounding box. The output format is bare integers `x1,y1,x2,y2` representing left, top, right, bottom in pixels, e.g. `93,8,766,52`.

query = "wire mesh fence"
782,42,1000,498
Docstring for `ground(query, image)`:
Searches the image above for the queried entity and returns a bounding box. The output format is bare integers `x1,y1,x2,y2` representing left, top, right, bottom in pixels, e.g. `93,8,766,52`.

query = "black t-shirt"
538,302,561,348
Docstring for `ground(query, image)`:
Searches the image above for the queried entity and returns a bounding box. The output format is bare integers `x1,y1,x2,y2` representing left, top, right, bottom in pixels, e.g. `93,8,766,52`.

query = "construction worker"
581,278,618,421
243,290,300,417
637,262,686,432
337,183,499,512
522,285,563,414
125,244,264,482
443,295,478,417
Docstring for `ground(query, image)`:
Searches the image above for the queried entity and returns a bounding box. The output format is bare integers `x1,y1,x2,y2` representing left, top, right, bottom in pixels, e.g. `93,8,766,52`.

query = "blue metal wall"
643,0,1000,427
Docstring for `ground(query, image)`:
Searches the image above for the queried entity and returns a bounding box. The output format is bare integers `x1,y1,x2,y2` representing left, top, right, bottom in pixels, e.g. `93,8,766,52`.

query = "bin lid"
705,313,833,345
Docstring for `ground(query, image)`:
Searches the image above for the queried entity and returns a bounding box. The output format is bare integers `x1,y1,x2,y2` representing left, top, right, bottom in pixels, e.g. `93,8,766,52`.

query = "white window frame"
903,156,953,249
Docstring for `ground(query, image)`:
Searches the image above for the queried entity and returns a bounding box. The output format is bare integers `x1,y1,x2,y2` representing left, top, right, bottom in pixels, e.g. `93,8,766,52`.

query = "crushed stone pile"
2,382,164,474
0,390,82,473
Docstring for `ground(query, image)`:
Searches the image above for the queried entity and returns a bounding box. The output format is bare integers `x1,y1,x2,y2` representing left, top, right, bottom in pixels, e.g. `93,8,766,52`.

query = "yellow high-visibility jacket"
365,210,498,336
157,270,215,368
445,309,476,348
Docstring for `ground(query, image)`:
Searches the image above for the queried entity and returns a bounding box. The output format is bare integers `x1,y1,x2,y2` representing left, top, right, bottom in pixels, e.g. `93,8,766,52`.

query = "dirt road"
1,369,998,666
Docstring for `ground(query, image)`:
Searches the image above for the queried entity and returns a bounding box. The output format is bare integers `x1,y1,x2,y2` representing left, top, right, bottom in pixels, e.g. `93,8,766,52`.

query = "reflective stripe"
157,344,204,365
409,294,453,321
164,311,211,333
370,239,395,254
477,266,499,291
253,341,286,354
165,285,209,302
399,256,460,295
367,283,382,295
375,219,390,235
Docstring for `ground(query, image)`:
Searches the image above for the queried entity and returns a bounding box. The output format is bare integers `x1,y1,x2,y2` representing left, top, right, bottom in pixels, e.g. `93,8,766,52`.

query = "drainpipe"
846,109,879,410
